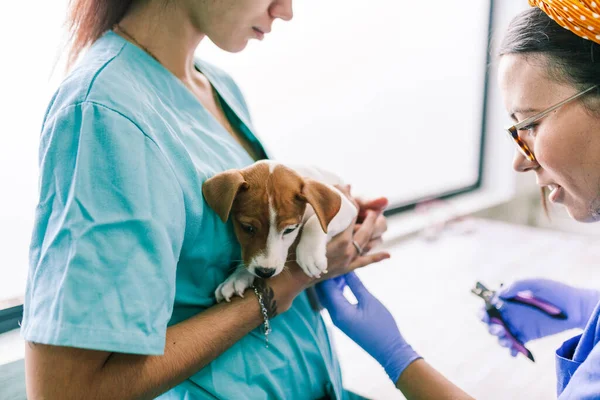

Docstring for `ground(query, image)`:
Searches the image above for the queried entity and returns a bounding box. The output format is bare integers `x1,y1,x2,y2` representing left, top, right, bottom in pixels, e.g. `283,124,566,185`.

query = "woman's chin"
226,41,249,53
565,204,599,223
211,37,249,54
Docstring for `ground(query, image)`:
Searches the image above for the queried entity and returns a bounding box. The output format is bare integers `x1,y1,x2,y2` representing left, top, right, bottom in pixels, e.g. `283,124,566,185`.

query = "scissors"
471,281,568,362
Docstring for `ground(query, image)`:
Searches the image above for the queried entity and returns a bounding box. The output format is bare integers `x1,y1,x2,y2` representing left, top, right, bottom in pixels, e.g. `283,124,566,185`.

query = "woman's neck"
117,1,205,84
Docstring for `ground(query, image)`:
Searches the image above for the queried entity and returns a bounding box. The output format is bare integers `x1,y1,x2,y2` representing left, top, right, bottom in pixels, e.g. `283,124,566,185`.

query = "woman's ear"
202,170,248,223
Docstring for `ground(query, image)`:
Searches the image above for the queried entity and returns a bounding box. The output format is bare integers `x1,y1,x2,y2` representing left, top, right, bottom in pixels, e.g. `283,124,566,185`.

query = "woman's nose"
270,0,293,21
512,150,538,173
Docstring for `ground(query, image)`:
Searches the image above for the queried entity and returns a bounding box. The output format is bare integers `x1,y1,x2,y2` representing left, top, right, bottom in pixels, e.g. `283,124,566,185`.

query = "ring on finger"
352,239,364,256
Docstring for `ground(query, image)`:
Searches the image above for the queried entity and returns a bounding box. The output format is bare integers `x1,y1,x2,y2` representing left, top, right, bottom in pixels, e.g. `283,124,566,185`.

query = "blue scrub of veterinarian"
21,31,348,399
556,302,600,398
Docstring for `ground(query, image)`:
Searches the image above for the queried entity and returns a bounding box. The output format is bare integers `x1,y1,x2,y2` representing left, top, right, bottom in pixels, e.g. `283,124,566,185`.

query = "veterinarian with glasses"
317,1,600,398
21,1,390,399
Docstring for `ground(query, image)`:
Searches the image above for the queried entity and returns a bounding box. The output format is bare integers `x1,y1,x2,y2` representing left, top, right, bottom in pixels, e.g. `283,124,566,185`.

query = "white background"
1,1,70,304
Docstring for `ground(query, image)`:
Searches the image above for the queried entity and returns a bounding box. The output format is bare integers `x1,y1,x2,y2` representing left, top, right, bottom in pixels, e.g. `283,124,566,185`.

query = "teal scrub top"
556,300,600,398
21,31,345,400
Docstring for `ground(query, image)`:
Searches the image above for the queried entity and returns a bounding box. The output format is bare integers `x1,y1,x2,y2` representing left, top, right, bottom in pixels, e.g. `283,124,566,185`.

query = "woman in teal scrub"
21,1,389,399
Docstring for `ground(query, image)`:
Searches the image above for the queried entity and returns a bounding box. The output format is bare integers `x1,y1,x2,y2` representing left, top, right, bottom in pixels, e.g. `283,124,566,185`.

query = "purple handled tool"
485,304,534,362
471,281,569,362
471,281,538,362
504,290,567,320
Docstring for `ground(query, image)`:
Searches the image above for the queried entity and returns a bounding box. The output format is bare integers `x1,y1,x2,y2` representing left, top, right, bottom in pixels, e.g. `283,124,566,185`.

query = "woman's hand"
279,186,390,310
323,186,390,280
480,278,600,357
316,272,421,382
354,196,388,252
317,273,474,399
324,209,390,280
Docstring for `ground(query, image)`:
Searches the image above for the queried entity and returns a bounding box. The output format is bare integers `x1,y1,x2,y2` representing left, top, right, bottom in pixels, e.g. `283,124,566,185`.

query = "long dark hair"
65,0,135,69
500,7,600,214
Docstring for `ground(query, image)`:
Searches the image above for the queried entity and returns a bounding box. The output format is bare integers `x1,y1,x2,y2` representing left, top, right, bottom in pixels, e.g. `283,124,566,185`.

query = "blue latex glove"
316,272,422,383
481,278,600,357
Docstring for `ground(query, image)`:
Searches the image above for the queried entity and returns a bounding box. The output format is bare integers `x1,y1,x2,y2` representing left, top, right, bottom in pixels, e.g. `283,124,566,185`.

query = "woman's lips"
548,184,563,203
252,27,265,40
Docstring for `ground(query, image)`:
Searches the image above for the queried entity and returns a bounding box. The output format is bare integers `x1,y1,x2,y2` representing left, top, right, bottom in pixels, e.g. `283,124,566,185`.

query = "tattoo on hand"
254,278,278,318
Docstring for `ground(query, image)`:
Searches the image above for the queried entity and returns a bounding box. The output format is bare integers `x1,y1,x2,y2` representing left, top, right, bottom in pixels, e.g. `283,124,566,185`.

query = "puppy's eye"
240,223,256,235
283,226,298,235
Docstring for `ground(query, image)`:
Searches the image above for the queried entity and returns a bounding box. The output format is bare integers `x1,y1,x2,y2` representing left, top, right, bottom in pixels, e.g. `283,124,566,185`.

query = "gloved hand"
316,272,421,383
481,278,600,356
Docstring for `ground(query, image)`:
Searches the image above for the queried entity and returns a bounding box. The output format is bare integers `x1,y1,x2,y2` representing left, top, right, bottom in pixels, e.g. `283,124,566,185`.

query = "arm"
26,268,312,400
396,359,473,400
316,273,473,400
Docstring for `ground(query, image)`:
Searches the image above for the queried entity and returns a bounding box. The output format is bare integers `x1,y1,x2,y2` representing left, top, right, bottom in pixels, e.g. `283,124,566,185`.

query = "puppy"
202,160,358,302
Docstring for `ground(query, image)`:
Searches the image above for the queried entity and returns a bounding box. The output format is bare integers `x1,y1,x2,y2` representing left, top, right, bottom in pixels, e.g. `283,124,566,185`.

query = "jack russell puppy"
202,160,358,303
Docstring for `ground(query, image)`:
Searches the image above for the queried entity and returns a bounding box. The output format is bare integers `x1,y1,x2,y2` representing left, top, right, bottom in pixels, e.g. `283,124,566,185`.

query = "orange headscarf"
530,0,600,44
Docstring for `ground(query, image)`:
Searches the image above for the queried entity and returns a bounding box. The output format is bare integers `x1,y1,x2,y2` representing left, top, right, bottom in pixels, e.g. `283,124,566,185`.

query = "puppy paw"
215,269,255,303
296,239,328,278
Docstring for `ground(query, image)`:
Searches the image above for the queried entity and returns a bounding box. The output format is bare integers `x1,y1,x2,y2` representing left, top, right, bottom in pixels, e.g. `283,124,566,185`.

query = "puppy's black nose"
255,267,275,278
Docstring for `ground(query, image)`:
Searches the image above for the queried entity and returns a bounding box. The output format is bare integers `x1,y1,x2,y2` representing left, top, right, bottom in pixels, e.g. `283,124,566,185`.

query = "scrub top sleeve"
22,102,185,355
558,340,600,399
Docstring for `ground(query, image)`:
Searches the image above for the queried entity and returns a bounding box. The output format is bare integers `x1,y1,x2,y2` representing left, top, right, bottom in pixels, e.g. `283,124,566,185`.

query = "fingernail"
478,310,489,322
490,324,506,336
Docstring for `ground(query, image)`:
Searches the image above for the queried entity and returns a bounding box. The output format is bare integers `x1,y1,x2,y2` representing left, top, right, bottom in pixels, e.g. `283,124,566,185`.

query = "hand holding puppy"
321,209,390,281
321,185,390,281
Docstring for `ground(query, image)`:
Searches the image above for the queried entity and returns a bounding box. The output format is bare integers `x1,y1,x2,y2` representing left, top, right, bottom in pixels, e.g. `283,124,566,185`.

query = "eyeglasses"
506,85,597,162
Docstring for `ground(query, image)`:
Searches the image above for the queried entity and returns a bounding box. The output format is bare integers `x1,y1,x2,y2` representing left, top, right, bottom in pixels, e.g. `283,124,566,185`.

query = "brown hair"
499,8,600,90
65,0,135,70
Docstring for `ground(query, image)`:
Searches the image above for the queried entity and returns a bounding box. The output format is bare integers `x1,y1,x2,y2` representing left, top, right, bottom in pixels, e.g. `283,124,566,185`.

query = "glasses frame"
506,85,598,162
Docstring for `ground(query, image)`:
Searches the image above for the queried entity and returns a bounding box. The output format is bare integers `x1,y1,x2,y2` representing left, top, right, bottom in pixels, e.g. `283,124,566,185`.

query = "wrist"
269,264,314,312
382,341,422,384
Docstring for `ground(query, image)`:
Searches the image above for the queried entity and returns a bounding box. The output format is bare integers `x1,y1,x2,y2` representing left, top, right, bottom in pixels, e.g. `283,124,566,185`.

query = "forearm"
97,292,263,399
27,270,312,400
395,359,474,400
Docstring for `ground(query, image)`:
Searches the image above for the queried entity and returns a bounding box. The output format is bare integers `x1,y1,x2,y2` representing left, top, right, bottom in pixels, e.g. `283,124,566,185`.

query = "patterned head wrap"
530,0,600,44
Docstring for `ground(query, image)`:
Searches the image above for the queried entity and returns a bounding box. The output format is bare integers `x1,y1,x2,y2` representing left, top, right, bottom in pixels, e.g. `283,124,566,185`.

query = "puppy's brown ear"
299,179,342,233
202,170,248,223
